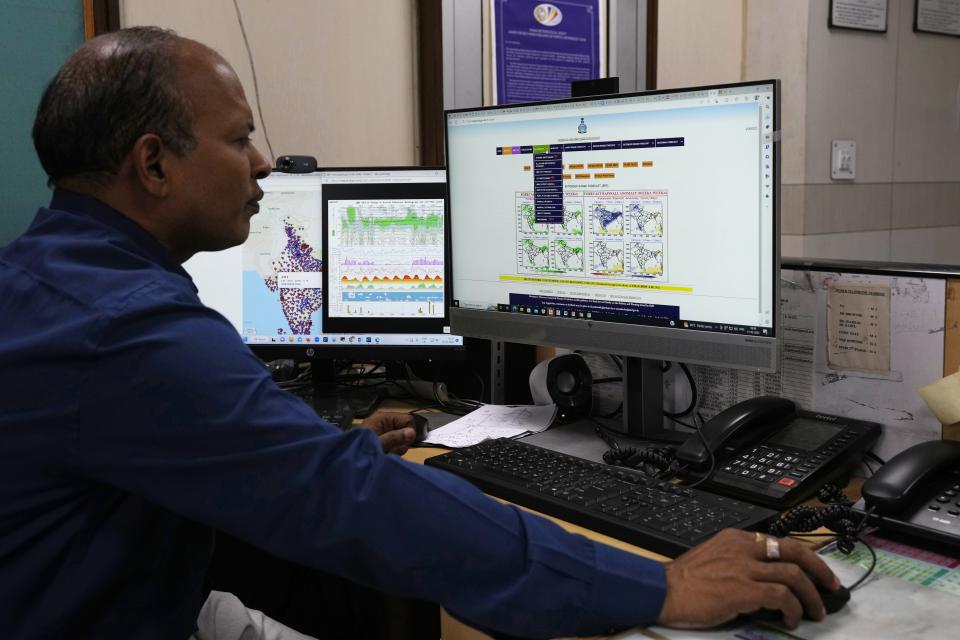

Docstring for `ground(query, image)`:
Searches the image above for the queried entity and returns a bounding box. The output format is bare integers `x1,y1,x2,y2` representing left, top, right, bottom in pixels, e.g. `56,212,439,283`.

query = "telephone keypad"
703,413,882,510
724,445,815,485
720,428,871,493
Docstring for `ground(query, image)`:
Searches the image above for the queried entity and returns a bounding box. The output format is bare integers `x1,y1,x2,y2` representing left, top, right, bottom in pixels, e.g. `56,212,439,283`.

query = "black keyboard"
426,438,778,558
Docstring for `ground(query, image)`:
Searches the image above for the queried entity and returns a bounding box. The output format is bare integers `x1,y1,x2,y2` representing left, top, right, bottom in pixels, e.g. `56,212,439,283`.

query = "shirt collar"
49,189,194,284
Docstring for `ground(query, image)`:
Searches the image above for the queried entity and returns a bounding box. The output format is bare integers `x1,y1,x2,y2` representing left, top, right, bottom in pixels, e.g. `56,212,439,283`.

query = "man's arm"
77,289,839,636
75,292,666,638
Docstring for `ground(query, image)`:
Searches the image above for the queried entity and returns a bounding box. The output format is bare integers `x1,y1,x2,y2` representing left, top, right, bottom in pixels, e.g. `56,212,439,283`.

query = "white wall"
120,0,420,167
657,0,744,89
656,0,960,265
801,0,960,264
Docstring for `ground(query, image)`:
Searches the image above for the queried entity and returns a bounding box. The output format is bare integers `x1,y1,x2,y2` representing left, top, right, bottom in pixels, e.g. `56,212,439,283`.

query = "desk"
405,440,960,639
402,438,865,640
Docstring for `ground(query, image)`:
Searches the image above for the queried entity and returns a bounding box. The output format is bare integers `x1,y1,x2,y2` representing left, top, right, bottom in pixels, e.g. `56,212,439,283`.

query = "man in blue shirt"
0,27,839,639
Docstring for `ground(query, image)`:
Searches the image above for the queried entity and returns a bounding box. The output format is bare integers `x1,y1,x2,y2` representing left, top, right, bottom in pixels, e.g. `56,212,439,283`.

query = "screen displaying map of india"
241,187,324,337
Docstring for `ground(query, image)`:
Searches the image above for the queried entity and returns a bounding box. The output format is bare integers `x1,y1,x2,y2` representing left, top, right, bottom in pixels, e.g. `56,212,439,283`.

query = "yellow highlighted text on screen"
499,275,693,293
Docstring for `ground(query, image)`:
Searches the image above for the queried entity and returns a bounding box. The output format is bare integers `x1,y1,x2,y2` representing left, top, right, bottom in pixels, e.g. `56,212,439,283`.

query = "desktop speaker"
529,353,593,423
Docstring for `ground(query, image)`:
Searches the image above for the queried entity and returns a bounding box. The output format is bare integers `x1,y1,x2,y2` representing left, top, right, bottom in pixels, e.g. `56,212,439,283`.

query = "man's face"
164,44,272,258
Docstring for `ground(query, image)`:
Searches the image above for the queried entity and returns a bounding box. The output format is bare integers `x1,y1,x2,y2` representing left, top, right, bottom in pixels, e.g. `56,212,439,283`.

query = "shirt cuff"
585,542,668,633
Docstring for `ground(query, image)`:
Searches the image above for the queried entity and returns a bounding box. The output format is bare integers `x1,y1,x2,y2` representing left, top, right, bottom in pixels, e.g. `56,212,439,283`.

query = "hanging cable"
232,0,276,163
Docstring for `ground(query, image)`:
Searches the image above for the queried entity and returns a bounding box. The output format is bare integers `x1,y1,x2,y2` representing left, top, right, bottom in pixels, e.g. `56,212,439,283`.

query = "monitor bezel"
247,166,465,362
444,80,780,372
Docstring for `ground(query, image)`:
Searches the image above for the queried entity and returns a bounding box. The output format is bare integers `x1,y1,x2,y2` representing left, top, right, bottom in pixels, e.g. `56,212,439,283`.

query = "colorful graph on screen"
328,198,445,318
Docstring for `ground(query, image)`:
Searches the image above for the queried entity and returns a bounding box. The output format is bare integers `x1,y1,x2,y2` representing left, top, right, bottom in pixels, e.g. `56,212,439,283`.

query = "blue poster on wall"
492,0,605,105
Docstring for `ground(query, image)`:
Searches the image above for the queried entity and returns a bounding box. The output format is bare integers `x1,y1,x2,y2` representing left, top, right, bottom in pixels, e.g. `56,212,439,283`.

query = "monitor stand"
307,359,385,419
616,356,689,444
521,357,687,460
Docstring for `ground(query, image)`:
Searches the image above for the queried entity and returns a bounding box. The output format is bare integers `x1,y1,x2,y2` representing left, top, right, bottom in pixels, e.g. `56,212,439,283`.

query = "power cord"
679,412,715,489
394,362,481,416
863,451,886,467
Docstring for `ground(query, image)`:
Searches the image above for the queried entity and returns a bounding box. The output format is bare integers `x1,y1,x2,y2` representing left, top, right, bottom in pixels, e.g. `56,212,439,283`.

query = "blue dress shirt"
0,190,666,639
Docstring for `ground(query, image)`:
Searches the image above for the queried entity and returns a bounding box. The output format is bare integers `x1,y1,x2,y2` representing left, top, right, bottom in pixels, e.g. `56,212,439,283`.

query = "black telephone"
856,439,960,548
676,396,881,509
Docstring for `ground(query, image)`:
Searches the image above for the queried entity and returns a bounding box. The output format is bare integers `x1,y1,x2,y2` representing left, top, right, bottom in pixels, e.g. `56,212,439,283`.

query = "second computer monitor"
184,167,463,360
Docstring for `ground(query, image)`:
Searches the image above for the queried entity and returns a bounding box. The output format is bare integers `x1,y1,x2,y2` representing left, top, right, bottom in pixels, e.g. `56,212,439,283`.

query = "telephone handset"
676,396,798,468
676,396,881,509
856,439,960,548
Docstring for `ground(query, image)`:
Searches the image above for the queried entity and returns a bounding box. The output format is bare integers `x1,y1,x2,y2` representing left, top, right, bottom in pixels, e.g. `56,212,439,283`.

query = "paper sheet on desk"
612,547,958,640
422,404,557,448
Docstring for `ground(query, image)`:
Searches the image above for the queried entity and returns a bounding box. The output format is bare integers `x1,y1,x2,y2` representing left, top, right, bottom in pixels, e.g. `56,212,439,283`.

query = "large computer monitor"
184,167,464,412
445,80,780,439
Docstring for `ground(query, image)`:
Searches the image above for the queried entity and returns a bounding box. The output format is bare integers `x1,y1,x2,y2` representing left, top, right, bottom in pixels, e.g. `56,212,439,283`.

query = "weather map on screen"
242,185,324,337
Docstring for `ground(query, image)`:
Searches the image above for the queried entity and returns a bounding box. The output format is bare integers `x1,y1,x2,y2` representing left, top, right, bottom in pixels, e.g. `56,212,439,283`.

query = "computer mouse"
409,413,429,442
745,584,849,624
817,584,850,615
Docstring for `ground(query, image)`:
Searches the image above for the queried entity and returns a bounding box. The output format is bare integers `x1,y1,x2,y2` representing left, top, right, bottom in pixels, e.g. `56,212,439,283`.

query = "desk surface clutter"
618,545,958,640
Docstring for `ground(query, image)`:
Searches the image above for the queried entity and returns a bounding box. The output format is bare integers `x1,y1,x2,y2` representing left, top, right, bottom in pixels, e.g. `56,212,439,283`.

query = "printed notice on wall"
830,0,889,32
916,0,960,37
491,0,605,105
827,282,891,372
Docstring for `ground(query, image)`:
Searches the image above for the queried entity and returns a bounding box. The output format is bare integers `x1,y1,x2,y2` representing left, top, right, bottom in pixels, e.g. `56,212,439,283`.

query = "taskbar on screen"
454,294,770,338
243,334,464,346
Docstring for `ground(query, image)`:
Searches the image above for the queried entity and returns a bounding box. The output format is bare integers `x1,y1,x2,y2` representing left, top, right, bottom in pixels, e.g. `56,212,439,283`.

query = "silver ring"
765,535,781,561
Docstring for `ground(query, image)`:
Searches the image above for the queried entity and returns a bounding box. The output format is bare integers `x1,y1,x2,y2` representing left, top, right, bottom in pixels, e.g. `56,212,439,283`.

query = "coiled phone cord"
768,503,862,553
768,482,878,589
602,445,677,477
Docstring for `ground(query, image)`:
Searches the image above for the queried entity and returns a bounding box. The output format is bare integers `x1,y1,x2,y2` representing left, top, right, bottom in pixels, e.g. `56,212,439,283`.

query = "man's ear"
129,133,171,197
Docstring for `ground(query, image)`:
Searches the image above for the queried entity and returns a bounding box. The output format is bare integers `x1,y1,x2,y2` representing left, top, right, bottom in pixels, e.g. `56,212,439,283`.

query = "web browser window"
447,83,776,337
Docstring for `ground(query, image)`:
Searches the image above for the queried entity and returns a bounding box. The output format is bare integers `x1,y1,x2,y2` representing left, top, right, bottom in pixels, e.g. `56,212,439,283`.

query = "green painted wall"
0,0,84,246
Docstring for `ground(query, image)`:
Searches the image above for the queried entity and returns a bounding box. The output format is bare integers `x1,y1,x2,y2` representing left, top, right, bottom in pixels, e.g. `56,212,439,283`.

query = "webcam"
275,155,318,173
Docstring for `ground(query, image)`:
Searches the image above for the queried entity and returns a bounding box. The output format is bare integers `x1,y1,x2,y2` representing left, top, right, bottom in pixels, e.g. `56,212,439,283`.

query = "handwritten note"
827,282,891,372
423,404,557,448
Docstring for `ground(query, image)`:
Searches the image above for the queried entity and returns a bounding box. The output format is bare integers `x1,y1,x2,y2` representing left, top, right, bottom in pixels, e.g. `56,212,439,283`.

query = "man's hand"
657,528,841,630
359,412,417,455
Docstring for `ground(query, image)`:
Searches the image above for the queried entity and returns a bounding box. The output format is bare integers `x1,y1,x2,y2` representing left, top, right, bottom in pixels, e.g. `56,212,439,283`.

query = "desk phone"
676,397,881,509
857,439,960,548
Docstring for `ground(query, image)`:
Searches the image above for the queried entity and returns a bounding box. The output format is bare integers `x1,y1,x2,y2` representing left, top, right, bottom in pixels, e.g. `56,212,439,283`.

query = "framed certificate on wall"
829,0,888,33
915,0,960,37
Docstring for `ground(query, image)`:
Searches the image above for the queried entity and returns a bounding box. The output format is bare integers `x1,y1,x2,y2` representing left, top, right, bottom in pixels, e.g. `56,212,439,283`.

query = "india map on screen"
241,188,324,337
